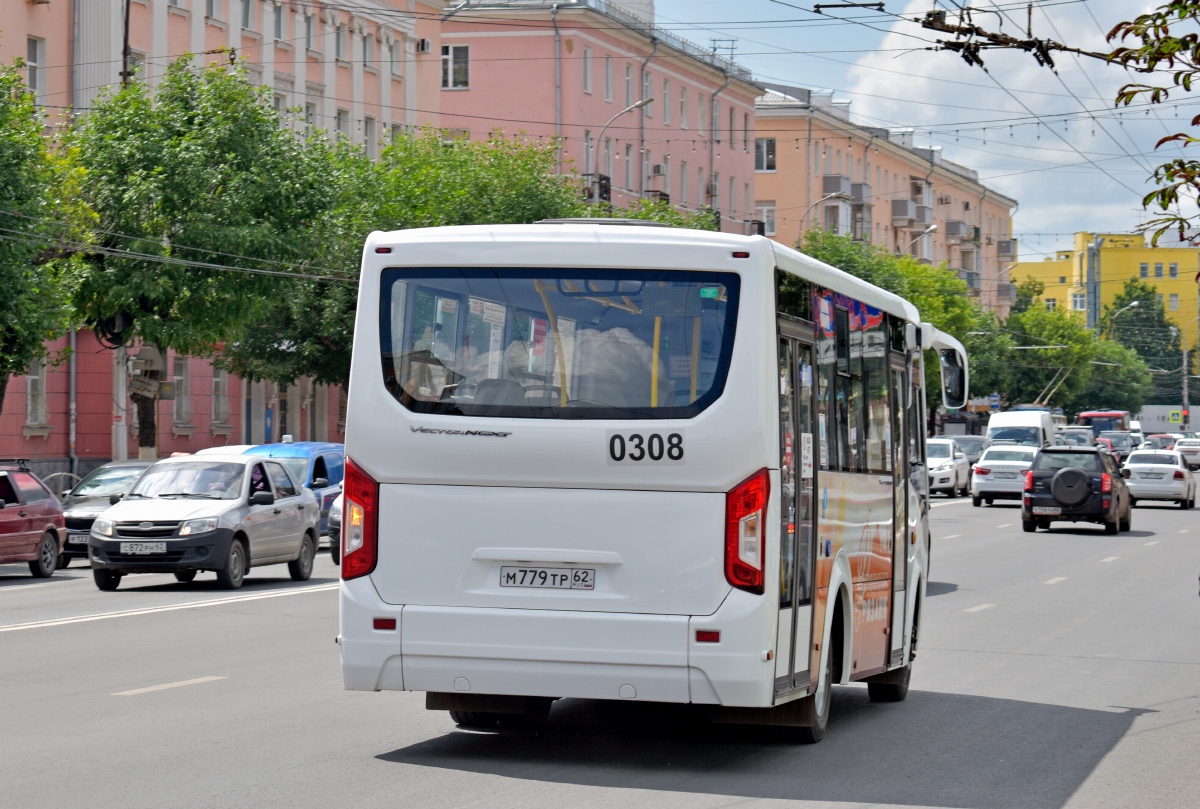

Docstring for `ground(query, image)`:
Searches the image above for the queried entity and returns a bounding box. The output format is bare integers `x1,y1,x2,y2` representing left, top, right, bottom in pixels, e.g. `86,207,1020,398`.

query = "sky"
653,0,1183,260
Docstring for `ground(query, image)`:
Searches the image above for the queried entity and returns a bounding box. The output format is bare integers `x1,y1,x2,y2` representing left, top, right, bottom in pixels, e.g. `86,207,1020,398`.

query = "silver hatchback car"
88,454,321,591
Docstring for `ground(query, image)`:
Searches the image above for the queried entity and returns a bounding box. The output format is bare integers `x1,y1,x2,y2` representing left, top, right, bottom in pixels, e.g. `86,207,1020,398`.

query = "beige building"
754,84,1019,315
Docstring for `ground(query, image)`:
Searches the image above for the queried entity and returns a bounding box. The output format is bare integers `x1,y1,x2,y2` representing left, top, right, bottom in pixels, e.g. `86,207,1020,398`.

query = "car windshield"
129,462,245,499
71,465,146,497
1145,436,1173,448
928,443,952,459
1127,453,1179,466
954,437,986,452
380,268,740,419
1060,432,1091,446
1099,432,1132,449
981,449,1035,462
1034,452,1104,473
277,458,310,486
987,426,1040,445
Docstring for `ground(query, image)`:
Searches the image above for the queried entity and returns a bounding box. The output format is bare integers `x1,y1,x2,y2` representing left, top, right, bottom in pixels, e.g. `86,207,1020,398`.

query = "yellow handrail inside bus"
690,316,701,403
651,316,662,407
534,280,570,406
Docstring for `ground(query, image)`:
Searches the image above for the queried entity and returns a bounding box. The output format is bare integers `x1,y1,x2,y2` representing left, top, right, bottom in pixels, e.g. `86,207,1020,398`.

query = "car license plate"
119,542,167,555
68,532,90,545
1142,473,1163,479
995,472,1017,479
1032,506,1061,515
499,566,595,590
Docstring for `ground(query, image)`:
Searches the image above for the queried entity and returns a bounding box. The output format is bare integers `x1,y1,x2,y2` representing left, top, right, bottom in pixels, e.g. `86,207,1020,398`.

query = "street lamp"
903,224,938,254
1104,300,1140,339
586,97,653,203
799,192,838,236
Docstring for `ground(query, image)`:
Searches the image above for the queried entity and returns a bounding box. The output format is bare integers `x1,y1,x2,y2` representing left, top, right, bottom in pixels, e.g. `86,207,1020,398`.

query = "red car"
0,460,66,578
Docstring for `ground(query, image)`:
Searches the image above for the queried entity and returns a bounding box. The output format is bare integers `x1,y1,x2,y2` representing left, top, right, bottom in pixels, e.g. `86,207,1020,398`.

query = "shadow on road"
378,689,1146,809
926,581,959,597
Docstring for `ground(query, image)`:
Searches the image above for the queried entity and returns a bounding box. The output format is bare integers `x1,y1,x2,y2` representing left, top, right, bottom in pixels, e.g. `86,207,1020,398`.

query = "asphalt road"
3,493,1198,809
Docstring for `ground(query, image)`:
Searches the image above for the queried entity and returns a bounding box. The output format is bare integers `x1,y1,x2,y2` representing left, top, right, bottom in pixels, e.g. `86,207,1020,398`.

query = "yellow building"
1011,232,1200,339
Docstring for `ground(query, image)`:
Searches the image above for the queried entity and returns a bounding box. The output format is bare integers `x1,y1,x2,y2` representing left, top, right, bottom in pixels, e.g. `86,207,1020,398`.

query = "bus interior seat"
471,378,528,408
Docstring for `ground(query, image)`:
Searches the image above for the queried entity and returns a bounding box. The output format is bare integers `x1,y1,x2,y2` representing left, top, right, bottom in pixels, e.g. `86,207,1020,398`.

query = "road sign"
988,393,1001,412
1169,410,1182,423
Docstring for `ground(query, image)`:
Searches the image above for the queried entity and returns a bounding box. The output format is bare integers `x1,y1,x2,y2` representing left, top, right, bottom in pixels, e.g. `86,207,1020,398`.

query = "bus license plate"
499,566,595,590
1031,507,1060,516
119,542,167,554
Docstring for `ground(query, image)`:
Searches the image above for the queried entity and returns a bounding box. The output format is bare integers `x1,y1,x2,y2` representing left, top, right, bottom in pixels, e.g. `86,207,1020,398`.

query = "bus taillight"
342,458,379,581
725,469,769,595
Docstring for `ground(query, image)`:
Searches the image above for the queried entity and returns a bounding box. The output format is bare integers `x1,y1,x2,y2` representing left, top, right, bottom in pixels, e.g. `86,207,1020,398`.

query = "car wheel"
93,569,122,591
57,552,69,570
972,495,981,507
1120,506,1131,532
288,534,315,582
1022,519,1037,533
985,498,994,506
1130,497,1138,508
330,539,340,566
174,570,197,583
1105,516,1119,534
1179,497,1189,509
29,532,58,578
216,540,246,590
867,662,911,703
792,636,834,744
450,711,499,728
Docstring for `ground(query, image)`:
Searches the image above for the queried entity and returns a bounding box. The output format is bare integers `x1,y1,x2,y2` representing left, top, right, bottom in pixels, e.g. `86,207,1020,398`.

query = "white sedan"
927,438,971,496
1175,438,1200,470
971,445,1038,506
1123,450,1196,509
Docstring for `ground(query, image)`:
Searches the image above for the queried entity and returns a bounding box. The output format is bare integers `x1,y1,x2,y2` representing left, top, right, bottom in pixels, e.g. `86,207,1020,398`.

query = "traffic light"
1184,408,1190,428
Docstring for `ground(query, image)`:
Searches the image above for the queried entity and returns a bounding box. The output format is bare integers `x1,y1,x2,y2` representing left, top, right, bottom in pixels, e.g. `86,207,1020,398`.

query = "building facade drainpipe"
709,72,732,223
638,39,659,198
803,105,813,242
69,327,77,476
552,5,562,175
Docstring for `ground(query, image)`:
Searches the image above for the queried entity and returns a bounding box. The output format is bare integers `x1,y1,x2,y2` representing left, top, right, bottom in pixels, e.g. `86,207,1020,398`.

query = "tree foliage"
0,61,71,416
1108,1,1200,242
1099,278,1184,404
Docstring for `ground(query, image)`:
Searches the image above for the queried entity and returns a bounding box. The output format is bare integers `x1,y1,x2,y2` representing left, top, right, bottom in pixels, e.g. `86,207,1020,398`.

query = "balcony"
997,239,1018,260
945,219,970,245
851,203,872,241
997,282,1017,301
915,205,932,227
891,198,916,227
957,269,981,293
823,174,852,199
965,225,982,244
851,182,871,204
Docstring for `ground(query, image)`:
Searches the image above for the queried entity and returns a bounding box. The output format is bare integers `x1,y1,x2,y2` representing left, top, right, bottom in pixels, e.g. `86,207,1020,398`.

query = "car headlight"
93,518,114,537
180,518,219,536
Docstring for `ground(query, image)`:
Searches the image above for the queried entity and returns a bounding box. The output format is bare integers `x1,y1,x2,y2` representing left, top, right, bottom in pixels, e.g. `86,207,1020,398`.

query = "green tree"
69,57,331,453
961,309,1014,404
582,197,718,230
1099,278,1185,405
1008,277,1045,316
1004,303,1099,409
1061,339,1154,417
0,61,71,416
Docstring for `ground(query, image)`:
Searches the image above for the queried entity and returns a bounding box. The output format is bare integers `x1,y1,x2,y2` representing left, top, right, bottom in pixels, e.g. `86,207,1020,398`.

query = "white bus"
339,221,968,742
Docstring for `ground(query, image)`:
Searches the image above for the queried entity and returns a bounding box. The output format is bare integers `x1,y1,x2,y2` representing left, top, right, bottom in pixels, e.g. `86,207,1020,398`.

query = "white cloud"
845,0,1181,257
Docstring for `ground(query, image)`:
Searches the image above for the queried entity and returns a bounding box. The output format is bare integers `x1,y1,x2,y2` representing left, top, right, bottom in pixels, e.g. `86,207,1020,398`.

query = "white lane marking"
0,583,338,633
1179,529,1190,534
1100,556,1119,563
114,676,226,697
942,534,961,539
965,604,995,613
1045,577,1068,585
931,499,970,509
1145,541,1160,546
996,523,1013,529
0,583,61,594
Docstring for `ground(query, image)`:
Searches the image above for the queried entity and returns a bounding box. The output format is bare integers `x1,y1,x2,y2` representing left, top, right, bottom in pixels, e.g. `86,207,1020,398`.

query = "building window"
391,40,403,76
241,0,253,30
207,0,221,20
391,123,404,143
272,93,285,112
624,144,632,189
583,47,592,94
364,116,376,158
729,107,736,148
1155,262,1163,278
335,24,347,60
744,183,750,220
743,113,750,152
604,56,612,101
26,38,45,102
334,108,348,137
755,138,776,172
756,202,777,236
713,100,721,143
1045,298,1057,312
698,166,704,204
362,35,373,68
273,3,284,39
1072,293,1086,310
25,360,47,427
173,356,192,426
728,176,735,216
1170,293,1180,311
642,72,652,116
441,45,469,89
212,368,230,424
305,14,316,50
1140,262,1149,278
680,161,688,206
304,101,316,126
680,89,688,129
662,155,670,190
625,65,632,107
604,137,612,177
584,129,593,176
1170,262,1179,278
663,79,670,124
698,94,705,135
1058,276,1066,284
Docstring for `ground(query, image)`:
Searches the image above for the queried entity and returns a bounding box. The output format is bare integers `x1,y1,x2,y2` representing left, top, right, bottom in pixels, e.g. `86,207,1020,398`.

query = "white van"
985,410,1054,449
339,222,968,741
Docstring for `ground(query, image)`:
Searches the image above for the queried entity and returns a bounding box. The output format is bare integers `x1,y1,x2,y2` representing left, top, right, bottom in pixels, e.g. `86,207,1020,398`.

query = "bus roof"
365,224,923,324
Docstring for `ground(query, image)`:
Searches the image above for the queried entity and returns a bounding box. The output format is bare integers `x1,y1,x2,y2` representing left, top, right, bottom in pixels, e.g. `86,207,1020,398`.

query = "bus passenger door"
888,361,908,666
776,336,817,693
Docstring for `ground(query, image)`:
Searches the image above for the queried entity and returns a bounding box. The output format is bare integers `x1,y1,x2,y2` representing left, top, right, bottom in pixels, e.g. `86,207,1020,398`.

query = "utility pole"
121,0,132,87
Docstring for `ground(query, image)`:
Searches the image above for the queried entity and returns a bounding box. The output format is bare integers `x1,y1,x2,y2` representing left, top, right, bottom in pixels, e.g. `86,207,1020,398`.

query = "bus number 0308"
606,431,685,466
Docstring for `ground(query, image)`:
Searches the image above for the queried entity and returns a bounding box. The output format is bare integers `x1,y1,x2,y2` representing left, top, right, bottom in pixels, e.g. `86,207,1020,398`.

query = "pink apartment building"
1,0,447,475
754,84,1019,315
439,0,763,232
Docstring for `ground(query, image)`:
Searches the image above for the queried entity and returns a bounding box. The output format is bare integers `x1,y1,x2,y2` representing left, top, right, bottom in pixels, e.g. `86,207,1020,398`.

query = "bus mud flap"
712,694,816,727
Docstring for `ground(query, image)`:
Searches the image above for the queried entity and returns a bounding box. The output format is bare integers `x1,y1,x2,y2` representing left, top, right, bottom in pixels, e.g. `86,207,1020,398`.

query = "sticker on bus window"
801,433,813,479
607,431,685,465
699,286,720,299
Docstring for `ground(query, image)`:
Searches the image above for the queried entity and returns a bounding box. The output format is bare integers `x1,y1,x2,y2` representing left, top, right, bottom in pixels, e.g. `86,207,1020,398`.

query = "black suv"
1022,447,1132,534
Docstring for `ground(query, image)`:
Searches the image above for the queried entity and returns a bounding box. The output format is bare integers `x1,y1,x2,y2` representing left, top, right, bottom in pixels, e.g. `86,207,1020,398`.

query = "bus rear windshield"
987,426,1040,445
379,268,740,419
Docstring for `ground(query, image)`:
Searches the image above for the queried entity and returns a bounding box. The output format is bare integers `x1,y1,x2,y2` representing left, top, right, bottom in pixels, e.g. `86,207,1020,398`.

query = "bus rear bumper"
339,578,775,707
